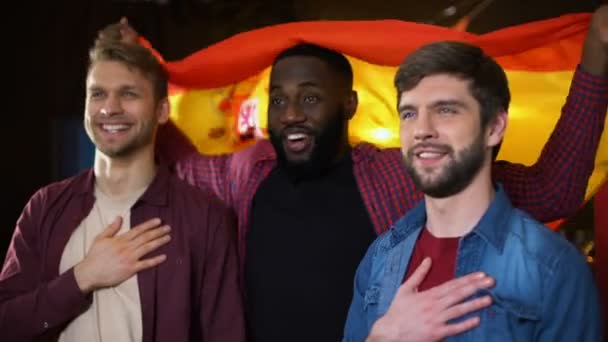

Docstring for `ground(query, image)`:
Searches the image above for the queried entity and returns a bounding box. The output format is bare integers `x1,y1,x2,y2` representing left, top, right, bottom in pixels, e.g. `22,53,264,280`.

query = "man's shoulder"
377,201,426,246
28,169,92,205
366,214,421,262
353,143,401,161
177,140,274,171
166,171,230,212
232,139,275,162
505,209,586,272
168,170,220,200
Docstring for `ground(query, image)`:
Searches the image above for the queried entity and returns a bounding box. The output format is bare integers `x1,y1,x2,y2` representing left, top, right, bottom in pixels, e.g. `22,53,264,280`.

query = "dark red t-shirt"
402,228,460,291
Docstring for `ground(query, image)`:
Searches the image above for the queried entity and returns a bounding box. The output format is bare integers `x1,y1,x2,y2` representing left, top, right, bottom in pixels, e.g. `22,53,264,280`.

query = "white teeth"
102,124,129,133
287,133,307,141
418,152,443,159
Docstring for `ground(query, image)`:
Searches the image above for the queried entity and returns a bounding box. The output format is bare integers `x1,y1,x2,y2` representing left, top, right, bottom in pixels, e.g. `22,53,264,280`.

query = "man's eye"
303,95,319,104
89,92,104,99
438,107,457,114
400,111,416,120
270,97,285,105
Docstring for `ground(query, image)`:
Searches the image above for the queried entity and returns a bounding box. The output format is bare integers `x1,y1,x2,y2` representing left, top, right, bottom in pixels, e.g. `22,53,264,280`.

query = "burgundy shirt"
0,167,246,342
402,228,460,291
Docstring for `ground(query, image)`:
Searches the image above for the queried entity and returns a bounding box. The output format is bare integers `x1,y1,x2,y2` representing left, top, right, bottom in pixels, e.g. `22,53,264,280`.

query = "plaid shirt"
175,66,608,260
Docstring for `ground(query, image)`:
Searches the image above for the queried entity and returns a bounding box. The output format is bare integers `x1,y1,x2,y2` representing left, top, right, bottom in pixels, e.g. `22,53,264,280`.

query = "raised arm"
0,191,91,340
493,6,608,222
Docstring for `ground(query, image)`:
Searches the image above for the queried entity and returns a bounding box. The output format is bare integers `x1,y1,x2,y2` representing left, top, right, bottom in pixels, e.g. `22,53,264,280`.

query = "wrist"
73,262,97,294
367,319,396,342
581,36,608,77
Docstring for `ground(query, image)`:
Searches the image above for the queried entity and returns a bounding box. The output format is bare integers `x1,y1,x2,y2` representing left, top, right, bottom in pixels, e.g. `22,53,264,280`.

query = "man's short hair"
395,41,510,159
88,41,168,101
273,43,354,88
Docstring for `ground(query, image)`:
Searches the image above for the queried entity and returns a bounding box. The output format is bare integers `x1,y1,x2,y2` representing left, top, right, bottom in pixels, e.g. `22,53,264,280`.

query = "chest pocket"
363,285,380,312
477,290,541,341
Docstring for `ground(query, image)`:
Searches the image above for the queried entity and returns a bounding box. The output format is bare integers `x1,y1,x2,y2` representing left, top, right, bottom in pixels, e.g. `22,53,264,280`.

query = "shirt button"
43,321,49,329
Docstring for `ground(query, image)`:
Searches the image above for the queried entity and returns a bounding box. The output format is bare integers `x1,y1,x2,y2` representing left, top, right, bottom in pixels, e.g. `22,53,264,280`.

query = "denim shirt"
343,185,601,341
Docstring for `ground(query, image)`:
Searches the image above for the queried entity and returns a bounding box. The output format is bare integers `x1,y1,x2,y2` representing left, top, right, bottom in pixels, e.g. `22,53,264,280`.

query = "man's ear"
345,90,358,120
157,98,170,125
487,111,507,148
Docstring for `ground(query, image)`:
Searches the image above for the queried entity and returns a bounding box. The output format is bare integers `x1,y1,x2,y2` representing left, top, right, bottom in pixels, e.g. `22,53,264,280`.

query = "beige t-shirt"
58,185,147,342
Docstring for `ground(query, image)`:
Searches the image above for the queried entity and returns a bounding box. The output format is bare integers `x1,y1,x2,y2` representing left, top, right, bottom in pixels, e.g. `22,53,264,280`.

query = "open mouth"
96,123,133,140
283,132,314,153
416,151,446,159
99,123,131,134
412,149,450,166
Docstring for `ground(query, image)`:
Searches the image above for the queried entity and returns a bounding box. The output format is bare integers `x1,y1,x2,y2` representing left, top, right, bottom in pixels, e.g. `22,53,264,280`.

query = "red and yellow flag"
158,13,607,214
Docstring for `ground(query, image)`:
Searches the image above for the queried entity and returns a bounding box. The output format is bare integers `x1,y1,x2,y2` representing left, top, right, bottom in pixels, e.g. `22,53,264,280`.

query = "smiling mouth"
409,147,451,167
99,123,131,134
416,151,447,159
284,132,314,153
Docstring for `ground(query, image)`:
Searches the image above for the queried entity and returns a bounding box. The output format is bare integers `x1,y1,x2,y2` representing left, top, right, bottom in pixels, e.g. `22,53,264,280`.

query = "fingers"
133,254,167,272
439,295,492,322
117,17,139,43
122,218,163,240
434,276,494,311
133,234,172,259
436,316,481,339
98,216,123,238
401,257,432,292
130,225,171,248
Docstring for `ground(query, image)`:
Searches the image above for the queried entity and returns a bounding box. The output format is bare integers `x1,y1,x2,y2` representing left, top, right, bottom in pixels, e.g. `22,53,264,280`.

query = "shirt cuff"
573,64,608,100
43,268,92,329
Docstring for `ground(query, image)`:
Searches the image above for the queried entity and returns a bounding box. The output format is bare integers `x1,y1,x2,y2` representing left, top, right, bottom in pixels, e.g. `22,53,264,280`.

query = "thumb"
401,257,432,293
98,216,123,238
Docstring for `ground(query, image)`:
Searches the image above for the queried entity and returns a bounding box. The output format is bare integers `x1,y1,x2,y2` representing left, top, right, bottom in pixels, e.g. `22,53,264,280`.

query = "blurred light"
443,6,457,16
370,128,394,142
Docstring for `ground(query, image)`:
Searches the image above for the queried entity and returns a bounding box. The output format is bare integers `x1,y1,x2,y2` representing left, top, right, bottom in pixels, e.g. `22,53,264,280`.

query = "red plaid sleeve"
493,66,608,222
175,152,234,209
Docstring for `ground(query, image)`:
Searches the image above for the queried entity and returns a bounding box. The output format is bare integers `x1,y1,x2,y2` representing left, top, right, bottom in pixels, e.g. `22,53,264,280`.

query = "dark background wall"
3,0,602,257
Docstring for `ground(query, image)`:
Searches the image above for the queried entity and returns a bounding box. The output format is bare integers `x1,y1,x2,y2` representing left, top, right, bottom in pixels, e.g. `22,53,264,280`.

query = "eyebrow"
269,81,321,92
87,84,139,92
428,99,467,109
397,103,416,113
87,85,103,92
398,99,468,113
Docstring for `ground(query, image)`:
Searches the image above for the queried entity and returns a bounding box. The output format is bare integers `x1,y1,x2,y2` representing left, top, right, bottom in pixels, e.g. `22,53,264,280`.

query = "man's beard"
269,109,346,181
403,133,485,198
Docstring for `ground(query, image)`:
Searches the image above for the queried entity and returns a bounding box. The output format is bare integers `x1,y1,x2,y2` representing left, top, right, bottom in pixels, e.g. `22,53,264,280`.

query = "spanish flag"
153,13,607,218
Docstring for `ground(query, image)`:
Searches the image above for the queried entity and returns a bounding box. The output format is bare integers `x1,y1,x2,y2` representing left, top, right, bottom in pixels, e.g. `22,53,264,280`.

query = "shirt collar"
467,183,512,252
253,139,381,164
391,183,513,252
75,164,170,207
